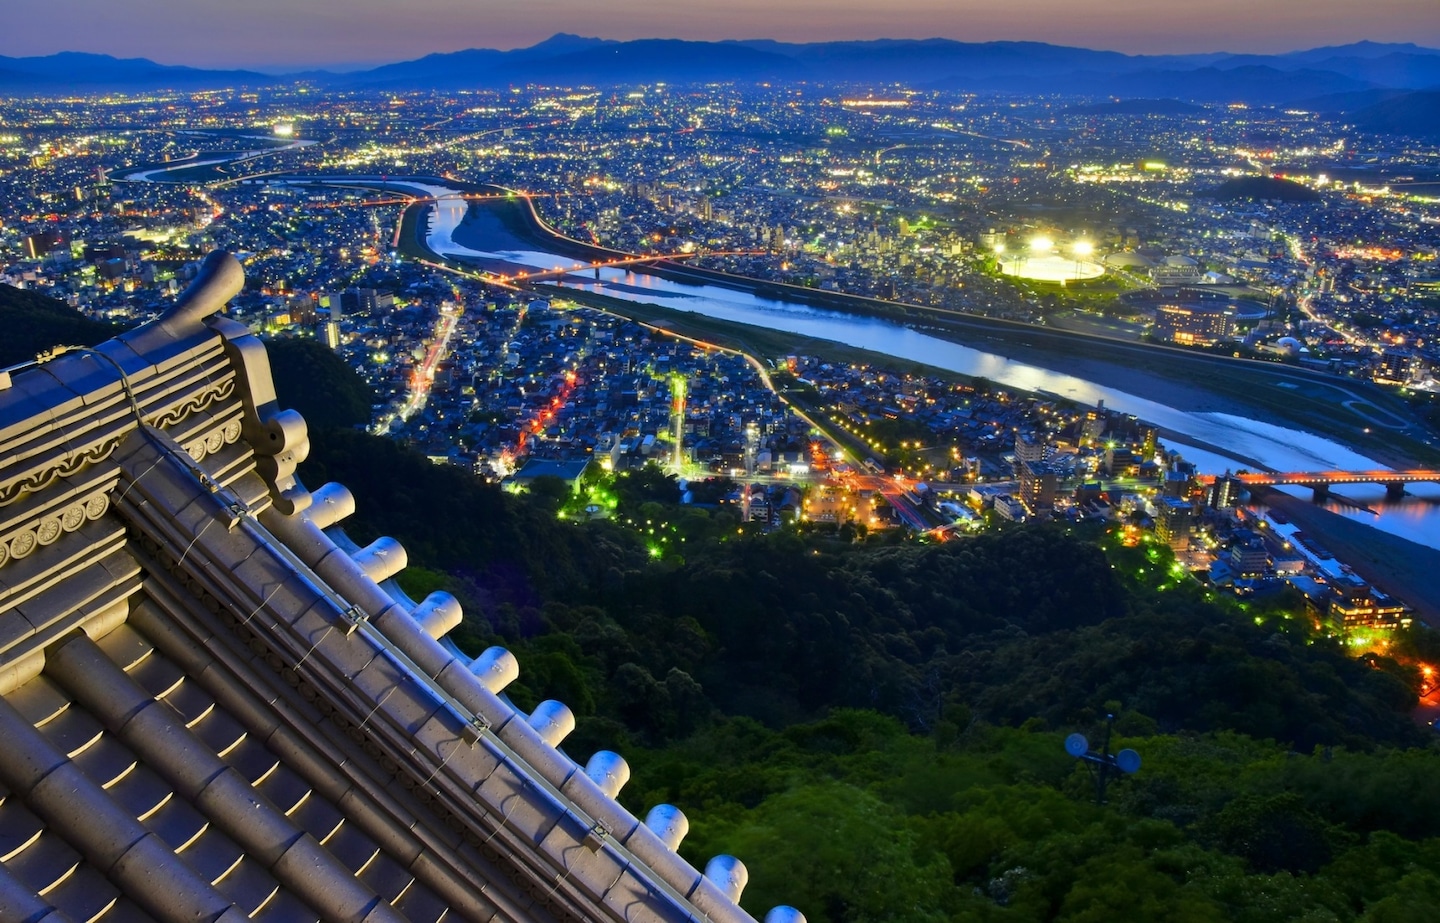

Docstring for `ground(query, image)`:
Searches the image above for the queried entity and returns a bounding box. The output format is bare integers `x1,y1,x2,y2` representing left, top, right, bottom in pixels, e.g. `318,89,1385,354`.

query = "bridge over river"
1203,469,1440,500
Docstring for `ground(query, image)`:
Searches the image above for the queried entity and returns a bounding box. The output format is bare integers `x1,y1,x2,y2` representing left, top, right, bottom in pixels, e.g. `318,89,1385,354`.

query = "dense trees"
286,394,1440,920
0,284,122,366
301,428,635,601
14,288,1437,921
263,337,375,431
624,712,1440,923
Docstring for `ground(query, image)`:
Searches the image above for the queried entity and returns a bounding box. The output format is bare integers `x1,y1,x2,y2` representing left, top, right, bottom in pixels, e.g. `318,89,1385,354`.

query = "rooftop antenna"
1064,714,1141,805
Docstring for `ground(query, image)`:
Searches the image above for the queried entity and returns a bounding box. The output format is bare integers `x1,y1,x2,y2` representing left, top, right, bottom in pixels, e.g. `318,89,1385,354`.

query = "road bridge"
485,251,767,285
1202,469,1440,500
266,191,582,210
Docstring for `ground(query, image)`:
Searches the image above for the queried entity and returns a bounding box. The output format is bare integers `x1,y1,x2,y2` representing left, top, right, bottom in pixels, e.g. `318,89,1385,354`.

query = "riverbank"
959,342,1428,472
1258,489,1440,626
544,280,1284,473
456,195,1437,470
414,186,1440,612
306,175,1425,473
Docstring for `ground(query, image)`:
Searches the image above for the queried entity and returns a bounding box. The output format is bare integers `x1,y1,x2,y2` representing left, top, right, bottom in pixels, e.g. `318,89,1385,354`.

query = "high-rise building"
1014,432,1051,468
24,230,66,260
1208,473,1243,509
1017,461,1060,516
1139,425,1158,461
1153,302,1234,346
1153,496,1196,550
1373,347,1420,386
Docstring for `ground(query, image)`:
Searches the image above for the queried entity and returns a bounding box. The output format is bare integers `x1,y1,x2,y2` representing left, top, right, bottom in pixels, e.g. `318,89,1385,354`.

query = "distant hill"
363,38,804,87
1281,40,1440,63
924,63,1373,104
1293,87,1415,112
1348,90,1440,140
509,39,804,84
1205,175,1322,202
744,37,1136,84
1198,46,1440,84
1293,52,1440,88
1063,98,1206,115
1050,65,1367,105
343,33,615,87
0,51,273,90
7,37,1440,105
0,285,122,367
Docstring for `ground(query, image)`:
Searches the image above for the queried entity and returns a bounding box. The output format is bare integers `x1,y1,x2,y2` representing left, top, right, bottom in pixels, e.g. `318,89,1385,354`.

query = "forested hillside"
0,283,121,365
272,328,1440,923
8,288,1440,922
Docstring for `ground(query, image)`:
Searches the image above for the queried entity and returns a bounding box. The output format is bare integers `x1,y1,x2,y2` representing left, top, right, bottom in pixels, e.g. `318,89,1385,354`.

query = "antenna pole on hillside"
1064,714,1142,805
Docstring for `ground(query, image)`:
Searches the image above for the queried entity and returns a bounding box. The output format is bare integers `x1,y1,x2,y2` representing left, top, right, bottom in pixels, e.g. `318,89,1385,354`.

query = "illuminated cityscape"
5,76,1440,597
4,23,1440,923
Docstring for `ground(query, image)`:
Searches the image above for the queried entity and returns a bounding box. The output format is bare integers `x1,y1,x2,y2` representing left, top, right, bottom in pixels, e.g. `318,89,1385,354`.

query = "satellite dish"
1116,749,1142,775
1064,733,1089,757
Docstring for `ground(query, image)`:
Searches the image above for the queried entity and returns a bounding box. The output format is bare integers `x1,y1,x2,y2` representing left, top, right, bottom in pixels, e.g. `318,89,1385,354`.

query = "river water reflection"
446,226,1440,551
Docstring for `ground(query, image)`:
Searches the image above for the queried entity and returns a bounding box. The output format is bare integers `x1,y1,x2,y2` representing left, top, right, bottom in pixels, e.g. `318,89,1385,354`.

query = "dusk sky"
7,0,1439,70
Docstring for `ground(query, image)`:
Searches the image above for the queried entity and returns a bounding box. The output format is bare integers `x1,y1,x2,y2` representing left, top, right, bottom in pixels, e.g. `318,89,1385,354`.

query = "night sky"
7,0,1438,70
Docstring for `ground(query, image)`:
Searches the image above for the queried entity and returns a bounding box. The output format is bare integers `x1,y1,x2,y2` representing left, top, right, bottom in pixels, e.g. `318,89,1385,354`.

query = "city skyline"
5,0,1439,70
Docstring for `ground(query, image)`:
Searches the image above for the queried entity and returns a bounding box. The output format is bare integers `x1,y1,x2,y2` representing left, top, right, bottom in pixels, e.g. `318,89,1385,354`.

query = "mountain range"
0,50,271,89
2,35,1438,115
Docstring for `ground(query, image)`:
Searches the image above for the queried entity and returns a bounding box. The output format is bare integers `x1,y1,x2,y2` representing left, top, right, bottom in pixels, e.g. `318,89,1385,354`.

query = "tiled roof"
0,253,804,923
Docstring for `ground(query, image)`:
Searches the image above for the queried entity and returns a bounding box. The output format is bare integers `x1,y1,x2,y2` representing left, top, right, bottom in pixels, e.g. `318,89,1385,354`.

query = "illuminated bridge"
484,252,767,286
266,192,579,211
1202,469,1440,500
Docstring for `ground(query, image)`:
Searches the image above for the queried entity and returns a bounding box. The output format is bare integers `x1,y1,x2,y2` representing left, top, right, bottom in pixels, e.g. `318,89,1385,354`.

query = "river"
431,201,1440,552
223,172,1440,553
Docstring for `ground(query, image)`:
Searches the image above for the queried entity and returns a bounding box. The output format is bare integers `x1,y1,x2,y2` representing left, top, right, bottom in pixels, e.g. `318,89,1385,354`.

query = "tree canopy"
0,284,122,366
10,286,1439,922
264,336,375,431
